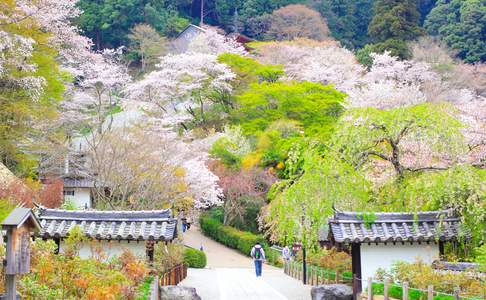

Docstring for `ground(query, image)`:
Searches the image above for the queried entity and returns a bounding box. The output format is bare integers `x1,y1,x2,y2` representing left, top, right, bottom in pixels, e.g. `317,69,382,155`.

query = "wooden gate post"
427,285,434,300
367,277,373,300
1,208,41,300
384,278,389,300
403,282,409,300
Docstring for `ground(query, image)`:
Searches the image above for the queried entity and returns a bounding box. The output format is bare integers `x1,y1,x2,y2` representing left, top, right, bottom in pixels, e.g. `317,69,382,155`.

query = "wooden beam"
351,243,362,299
439,241,445,257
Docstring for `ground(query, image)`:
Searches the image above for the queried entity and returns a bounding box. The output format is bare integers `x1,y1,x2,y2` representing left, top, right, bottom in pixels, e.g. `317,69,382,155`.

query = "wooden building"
327,210,465,295
172,24,206,53
37,208,178,259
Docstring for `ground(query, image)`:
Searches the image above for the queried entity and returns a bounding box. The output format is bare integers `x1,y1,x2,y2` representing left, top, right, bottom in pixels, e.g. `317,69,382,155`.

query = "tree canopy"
425,0,486,63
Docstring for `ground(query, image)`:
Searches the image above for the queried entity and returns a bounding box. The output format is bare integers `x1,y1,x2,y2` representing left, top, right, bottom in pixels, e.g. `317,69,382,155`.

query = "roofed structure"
2,207,41,230
432,261,481,273
37,208,177,241
62,176,95,188
328,210,465,245
172,24,206,53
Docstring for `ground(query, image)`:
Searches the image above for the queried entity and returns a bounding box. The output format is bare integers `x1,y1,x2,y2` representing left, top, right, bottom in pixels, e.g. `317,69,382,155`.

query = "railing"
284,260,352,285
356,275,485,300
159,263,188,286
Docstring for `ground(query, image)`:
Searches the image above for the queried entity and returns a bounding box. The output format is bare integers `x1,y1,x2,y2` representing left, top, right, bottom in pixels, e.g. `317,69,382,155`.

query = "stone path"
181,227,311,300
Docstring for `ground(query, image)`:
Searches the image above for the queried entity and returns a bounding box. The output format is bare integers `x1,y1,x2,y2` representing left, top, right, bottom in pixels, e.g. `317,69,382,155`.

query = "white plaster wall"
361,243,440,280
64,188,91,209
60,240,146,260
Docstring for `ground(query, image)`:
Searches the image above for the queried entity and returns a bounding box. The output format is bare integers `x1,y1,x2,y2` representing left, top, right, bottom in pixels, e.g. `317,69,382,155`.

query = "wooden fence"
159,264,188,286
284,260,352,286
284,261,484,300
359,276,486,300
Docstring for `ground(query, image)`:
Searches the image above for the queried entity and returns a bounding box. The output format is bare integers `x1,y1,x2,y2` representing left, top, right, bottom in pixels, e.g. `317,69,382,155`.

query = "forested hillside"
76,0,485,62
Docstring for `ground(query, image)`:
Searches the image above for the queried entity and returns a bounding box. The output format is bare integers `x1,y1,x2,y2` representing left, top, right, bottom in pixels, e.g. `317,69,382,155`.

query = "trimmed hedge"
199,212,268,256
184,247,207,268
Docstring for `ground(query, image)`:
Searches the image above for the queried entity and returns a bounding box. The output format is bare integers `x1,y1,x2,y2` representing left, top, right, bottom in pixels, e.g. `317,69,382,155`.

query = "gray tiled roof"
63,177,95,188
37,208,177,241
329,210,465,244
432,261,481,272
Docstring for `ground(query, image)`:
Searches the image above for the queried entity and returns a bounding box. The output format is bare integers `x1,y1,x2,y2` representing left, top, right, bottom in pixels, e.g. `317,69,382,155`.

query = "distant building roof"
2,207,41,230
62,177,95,188
172,24,206,53
328,210,466,244
432,261,481,273
37,208,177,241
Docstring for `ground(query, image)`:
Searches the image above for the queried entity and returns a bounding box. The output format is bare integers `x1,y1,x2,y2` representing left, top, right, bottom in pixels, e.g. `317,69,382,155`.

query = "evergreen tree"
367,0,422,58
76,0,189,49
310,0,374,49
425,0,486,63
417,0,437,25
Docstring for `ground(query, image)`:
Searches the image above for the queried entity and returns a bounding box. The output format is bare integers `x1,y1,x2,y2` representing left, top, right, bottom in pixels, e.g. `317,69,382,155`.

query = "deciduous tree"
265,4,330,41
128,23,167,72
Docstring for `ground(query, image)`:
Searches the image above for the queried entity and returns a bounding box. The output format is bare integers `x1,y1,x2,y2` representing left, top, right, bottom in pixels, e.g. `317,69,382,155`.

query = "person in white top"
250,242,266,277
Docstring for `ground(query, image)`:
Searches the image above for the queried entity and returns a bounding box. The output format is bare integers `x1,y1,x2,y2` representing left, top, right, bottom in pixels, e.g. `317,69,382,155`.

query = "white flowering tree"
127,52,235,128
187,27,246,56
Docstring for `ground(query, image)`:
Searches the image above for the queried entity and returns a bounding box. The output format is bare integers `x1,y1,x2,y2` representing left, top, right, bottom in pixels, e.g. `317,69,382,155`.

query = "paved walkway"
181,227,311,300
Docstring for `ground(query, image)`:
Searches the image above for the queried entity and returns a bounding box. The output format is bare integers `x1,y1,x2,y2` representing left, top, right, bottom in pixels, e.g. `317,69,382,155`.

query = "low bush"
373,260,484,299
153,243,184,274
184,247,207,268
135,276,154,300
199,211,267,256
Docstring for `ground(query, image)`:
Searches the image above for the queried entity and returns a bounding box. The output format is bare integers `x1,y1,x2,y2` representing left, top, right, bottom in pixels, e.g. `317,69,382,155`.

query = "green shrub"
199,212,268,256
135,276,154,300
184,248,207,268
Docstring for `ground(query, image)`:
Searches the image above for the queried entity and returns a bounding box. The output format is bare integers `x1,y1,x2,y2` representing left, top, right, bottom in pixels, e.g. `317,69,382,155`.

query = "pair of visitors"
250,242,266,277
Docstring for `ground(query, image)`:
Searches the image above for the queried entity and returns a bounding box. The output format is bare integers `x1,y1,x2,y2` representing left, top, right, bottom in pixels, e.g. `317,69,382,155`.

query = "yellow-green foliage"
385,260,485,298
0,199,15,223
218,53,284,90
0,1,65,174
234,81,345,138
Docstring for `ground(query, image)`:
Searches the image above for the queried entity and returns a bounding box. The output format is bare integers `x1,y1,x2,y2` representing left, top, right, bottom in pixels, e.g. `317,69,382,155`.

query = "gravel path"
181,227,311,300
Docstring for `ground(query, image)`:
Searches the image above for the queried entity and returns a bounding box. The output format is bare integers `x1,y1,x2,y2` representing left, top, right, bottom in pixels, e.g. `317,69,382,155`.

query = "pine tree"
367,0,422,58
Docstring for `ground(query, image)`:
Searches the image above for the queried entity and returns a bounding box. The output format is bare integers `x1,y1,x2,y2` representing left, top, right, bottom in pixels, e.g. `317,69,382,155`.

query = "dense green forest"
76,0,485,62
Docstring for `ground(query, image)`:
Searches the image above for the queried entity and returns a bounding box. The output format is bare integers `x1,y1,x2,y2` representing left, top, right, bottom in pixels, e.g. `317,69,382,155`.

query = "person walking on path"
282,246,291,262
250,242,266,277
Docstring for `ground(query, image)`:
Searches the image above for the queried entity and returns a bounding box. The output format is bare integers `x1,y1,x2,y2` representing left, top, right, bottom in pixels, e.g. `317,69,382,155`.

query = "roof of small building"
432,261,481,273
2,207,41,230
62,177,95,188
328,210,466,244
37,208,177,241
176,24,206,38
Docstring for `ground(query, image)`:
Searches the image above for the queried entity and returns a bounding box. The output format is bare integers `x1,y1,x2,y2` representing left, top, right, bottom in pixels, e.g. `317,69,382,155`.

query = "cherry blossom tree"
187,27,246,56
89,125,191,210
126,52,235,128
